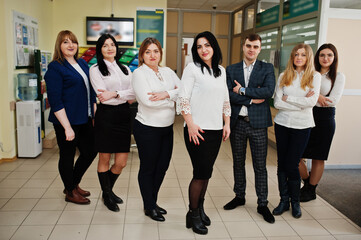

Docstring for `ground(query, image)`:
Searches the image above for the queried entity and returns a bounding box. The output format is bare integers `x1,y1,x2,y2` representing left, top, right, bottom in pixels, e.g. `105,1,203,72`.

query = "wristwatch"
239,87,245,95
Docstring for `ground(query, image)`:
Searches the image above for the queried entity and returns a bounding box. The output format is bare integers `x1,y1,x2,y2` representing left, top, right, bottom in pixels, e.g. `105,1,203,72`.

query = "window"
244,5,255,30
234,10,243,34
280,18,318,72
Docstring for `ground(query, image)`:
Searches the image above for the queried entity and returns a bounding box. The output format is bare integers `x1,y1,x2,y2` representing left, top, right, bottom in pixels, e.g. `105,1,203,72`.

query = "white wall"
318,1,361,168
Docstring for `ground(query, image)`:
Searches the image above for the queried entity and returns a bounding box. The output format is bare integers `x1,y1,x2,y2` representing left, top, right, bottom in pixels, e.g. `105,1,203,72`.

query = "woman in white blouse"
273,43,321,219
90,34,135,212
177,31,231,235
132,37,181,222
299,44,345,202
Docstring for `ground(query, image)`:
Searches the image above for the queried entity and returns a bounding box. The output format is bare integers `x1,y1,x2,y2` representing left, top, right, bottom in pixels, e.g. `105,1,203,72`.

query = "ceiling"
167,0,361,12
167,0,251,12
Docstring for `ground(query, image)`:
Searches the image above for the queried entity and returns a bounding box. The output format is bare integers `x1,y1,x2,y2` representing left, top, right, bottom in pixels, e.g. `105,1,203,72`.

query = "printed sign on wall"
136,8,164,48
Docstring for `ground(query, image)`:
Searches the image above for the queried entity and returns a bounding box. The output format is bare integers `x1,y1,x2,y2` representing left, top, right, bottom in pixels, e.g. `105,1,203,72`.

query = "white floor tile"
0,211,29,225
159,222,195,239
318,219,361,235
33,198,66,211
1,198,38,211
91,209,125,224
49,224,89,240
23,210,61,225
0,225,18,240
224,221,265,238
86,224,124,240
13,188,47,198
58,210,94,225
10,225,53,240
287,219,330,236
256,219,298,237
1,118,360,240
122,223,158,240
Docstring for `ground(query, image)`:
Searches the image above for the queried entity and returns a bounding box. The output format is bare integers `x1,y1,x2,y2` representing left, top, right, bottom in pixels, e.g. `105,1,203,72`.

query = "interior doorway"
181,38,194,75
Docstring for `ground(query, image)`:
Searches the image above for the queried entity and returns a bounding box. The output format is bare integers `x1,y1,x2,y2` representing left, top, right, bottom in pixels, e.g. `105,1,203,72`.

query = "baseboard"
325,165,361,170
0,156,17,163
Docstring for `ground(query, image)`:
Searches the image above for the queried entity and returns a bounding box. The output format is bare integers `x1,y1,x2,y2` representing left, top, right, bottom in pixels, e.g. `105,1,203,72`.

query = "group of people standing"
44,29,344,235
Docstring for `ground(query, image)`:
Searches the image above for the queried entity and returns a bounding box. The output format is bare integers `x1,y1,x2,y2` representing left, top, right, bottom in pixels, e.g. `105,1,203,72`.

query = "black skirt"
302,107,336,160
184,126,223,179
94,103,131,153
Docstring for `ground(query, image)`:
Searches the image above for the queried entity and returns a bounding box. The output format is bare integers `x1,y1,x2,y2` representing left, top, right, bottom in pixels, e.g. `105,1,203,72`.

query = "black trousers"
274,123,311,180
133,120,173,210
230,117,269,206
53,118,97,191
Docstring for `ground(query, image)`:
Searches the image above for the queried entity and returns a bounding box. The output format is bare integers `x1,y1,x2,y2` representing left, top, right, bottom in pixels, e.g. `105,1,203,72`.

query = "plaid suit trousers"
230,117,269,206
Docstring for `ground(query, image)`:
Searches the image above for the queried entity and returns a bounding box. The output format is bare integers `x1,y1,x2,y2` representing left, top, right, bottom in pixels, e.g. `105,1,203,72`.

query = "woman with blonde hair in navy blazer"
45,30,97,205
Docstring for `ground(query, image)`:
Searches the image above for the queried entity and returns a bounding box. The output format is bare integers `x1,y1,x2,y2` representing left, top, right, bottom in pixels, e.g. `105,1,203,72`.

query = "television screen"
86,17,134,45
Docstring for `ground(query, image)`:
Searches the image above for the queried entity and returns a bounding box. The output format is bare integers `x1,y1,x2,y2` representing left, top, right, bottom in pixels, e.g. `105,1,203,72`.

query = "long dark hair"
95,34,129,76
314,43,338,93
191,31,222,78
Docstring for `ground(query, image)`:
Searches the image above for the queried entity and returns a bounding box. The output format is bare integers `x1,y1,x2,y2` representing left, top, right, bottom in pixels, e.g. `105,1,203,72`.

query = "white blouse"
72,63,91,116
89,60,135,105
132,64,181,127
316,72,345,107
177,62,231,130
274,71,321,129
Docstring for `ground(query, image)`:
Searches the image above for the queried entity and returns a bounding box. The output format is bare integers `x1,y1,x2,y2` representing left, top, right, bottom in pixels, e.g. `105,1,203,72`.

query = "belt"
238,115,249,122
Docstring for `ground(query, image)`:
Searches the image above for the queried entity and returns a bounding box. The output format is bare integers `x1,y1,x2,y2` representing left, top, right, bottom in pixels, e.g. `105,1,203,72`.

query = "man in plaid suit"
224,33,276,224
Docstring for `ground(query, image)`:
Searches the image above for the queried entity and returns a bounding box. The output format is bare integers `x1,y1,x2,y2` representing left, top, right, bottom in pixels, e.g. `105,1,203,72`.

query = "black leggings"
54,119,97,191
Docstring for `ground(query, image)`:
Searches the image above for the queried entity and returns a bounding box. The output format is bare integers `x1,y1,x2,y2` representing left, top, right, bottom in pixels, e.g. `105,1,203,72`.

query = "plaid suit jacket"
226,60,275,129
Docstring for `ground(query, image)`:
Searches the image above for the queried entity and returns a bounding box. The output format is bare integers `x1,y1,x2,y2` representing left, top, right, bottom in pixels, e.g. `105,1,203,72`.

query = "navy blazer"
226,60,275,129
45,58,96,125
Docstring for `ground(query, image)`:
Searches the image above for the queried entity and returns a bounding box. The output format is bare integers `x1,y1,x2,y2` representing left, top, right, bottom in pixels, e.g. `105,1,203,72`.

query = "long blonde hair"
280,43,315,90
52,30,79,63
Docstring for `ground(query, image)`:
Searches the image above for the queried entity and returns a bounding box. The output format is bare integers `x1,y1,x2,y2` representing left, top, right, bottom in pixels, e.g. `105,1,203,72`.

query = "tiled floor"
1,116,361,240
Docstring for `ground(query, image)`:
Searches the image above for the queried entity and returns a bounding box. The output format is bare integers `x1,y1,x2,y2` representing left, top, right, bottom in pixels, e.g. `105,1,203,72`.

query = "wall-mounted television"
86,16,134,45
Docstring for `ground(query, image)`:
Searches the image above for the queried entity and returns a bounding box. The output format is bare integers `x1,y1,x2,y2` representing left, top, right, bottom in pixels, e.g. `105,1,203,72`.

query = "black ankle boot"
107,170,123,204
300,176,310,199
288,179,302,218
186,208,208,235
98,171,120,212
273,171,290,215
199,198,210,226
300,182,317,202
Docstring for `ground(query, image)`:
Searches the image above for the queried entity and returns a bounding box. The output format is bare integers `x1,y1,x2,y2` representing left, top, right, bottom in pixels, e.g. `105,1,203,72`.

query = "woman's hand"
64,127,75,141
187,123,204,145
223,124,231,141
282,95,288,101
148,91,169,101
306,90,314,98
252,99,265,104
318,94,332,106
97,89,117,103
